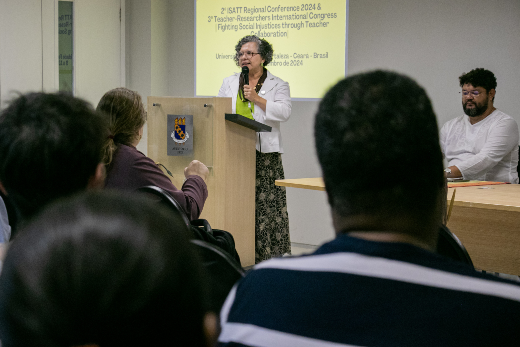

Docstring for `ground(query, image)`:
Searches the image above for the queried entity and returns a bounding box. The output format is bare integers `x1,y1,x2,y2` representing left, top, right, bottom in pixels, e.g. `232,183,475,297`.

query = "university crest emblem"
171,117,189,144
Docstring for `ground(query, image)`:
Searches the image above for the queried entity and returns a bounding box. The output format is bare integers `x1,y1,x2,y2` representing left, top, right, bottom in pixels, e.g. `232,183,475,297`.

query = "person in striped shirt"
217,70,520,347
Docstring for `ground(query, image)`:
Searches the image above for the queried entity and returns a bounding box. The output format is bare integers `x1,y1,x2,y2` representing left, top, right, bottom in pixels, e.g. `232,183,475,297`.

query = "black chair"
137,185,191,228
137,185,244,311
437,224,473,267
191,239,245,311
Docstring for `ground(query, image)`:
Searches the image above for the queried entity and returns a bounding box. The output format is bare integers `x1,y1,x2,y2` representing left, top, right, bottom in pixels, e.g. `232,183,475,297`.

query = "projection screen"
195,0,348,99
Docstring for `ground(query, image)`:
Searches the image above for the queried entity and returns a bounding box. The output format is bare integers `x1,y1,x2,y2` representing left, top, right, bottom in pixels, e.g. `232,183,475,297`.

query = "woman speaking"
218,35,291,263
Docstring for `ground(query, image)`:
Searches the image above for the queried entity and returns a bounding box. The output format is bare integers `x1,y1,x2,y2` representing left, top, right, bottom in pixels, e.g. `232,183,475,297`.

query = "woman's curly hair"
233,35,273,67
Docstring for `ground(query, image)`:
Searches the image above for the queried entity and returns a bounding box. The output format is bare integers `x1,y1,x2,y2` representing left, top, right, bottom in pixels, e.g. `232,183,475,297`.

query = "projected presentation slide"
195,0,348,99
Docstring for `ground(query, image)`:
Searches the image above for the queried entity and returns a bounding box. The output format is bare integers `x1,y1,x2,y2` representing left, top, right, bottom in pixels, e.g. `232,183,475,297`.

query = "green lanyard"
236,90,255,120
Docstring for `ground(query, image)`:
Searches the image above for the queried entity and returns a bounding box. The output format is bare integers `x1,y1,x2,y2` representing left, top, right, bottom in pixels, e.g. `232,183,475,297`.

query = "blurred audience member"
0,92,106,237
0,191,217,347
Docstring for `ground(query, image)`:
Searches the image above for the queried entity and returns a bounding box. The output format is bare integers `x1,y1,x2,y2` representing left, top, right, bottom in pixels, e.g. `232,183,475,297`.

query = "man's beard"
463,98,488,117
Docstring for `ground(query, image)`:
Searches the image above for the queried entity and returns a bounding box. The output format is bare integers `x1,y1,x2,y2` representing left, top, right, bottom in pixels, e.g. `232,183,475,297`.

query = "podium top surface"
225,114,271,132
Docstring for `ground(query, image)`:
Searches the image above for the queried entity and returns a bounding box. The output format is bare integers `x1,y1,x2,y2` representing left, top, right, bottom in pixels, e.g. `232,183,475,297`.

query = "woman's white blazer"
217,70,291,153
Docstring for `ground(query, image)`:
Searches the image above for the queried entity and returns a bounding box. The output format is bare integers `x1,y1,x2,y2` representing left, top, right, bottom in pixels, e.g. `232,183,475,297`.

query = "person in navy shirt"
218,70,520,347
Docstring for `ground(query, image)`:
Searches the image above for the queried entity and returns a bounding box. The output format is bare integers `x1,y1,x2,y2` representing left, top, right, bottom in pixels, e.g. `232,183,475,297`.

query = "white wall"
126,0,152,154
74,0,122,107
168,1,194,97
125,0,173,154
124,0,520,248
288,0,520,246
42,0,58,92
125,0,152,98
0,0,43,107
151,0,169,97
348,0,520,130
0,0,124,109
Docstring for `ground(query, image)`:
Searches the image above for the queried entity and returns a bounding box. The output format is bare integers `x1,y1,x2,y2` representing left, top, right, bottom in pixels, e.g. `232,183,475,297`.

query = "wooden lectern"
147,97,270,267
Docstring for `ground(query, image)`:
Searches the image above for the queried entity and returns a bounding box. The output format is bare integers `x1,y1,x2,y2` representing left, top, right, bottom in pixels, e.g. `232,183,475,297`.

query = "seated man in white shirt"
440,68,519,183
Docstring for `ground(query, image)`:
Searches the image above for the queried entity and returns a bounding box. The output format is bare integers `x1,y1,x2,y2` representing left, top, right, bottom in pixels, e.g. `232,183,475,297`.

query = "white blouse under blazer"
217,70,291,153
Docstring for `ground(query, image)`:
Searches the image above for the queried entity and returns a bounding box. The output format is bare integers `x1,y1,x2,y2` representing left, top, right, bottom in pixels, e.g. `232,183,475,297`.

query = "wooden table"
276,177,325,191
446,184,520,275
276,178,520,275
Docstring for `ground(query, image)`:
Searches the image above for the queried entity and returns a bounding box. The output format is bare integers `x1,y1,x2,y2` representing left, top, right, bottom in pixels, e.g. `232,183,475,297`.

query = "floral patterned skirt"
255,151,291,263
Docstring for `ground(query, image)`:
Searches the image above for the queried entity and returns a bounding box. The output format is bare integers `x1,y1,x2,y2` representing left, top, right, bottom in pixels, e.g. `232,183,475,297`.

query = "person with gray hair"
218,35,291,263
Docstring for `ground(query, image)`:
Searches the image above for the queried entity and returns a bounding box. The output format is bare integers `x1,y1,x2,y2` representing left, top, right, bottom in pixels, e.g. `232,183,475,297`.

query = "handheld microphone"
242,66,249,85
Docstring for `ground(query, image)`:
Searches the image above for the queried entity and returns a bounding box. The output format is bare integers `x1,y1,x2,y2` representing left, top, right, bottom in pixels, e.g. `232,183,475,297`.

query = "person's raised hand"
243,84,259,103
184,160,209,181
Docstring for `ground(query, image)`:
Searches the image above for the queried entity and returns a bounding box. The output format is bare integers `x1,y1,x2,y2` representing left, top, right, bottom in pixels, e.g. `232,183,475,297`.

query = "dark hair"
459,68,497,92
233,35,273,67
97,88,147,165
315,70,444,224
0,92,106,220
0,191,210,347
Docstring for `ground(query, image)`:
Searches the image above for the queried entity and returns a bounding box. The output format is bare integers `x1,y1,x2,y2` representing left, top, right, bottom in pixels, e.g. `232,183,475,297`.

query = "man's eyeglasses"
460,90,482,98
237,51,261,59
